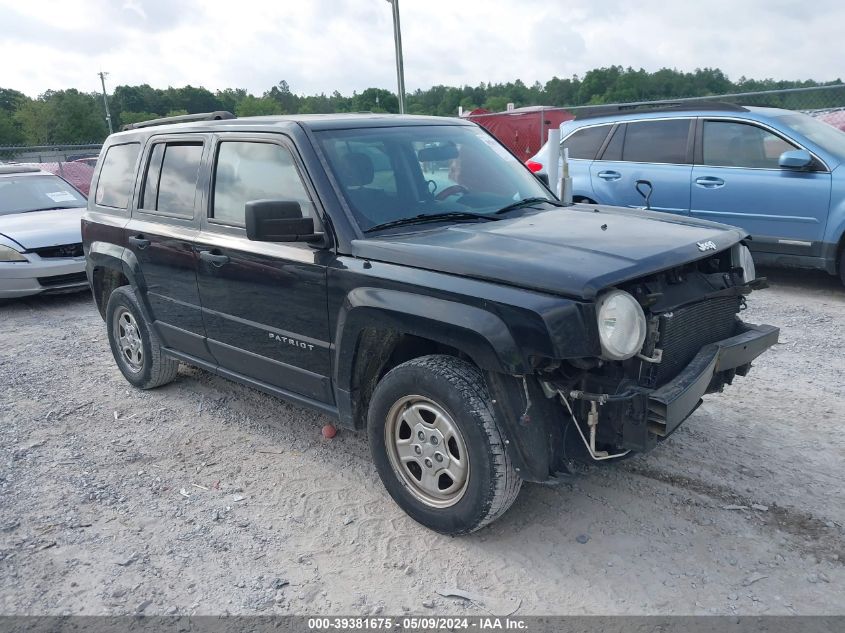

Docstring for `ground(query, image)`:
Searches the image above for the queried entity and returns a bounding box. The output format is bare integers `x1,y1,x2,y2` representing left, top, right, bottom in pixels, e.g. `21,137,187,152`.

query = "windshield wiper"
363,211,501,234
20,205,84,213
494,197,564,215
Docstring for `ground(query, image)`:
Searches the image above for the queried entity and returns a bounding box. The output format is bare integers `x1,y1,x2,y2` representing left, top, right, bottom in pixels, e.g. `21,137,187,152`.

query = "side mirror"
778,149,812,170
244,199,322,243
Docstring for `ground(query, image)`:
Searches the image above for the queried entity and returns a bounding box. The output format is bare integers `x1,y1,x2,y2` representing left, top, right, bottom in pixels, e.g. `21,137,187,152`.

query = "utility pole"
98,71,114,134
386,0,406,113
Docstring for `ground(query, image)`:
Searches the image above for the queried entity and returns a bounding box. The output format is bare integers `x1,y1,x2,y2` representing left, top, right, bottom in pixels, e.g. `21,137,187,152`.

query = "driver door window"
211,141,315,225
702,121,796,169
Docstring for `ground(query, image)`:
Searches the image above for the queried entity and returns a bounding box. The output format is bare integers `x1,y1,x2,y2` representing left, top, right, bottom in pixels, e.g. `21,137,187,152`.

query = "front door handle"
199,250,230,267
128,235,150,250
597,170,622,181
695,176,725,188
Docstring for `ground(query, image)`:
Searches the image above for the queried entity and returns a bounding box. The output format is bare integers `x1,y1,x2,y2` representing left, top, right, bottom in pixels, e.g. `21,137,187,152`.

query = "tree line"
1,67,841,146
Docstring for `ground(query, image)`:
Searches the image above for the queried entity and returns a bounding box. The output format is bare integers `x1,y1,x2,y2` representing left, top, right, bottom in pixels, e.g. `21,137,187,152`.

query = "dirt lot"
1,268,843,616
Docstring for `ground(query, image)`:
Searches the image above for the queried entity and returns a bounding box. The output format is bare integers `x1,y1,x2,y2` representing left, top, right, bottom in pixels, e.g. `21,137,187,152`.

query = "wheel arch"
822,194,845,276
87,242,151,321
333,288,526,430
87,242,129,319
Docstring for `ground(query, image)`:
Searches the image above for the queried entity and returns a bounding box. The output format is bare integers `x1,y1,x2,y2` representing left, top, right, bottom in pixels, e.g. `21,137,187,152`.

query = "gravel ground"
1,267,843,616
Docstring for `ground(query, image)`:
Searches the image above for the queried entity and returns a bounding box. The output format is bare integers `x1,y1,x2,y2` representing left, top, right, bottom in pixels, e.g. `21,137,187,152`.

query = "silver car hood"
0,208,85,250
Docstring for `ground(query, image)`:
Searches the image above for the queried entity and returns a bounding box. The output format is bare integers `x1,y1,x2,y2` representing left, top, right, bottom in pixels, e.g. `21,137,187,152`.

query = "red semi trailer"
465,106,574,161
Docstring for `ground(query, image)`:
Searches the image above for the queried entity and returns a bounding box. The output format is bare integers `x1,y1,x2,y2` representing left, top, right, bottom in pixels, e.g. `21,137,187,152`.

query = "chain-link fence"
0,143,102,164
0,144,102,197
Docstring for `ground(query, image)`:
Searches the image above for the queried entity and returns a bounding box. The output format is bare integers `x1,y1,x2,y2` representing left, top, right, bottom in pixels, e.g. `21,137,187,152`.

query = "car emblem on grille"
696,240,717,252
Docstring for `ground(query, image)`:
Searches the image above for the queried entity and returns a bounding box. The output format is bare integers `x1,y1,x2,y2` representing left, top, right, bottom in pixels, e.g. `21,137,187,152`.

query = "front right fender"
334,287,527,395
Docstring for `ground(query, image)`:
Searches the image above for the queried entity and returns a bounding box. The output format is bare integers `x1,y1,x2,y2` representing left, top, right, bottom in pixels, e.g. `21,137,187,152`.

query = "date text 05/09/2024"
307,617,528,630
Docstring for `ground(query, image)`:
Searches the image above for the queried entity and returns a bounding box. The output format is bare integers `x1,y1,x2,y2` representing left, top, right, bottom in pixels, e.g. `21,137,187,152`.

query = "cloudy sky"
2,0,843,98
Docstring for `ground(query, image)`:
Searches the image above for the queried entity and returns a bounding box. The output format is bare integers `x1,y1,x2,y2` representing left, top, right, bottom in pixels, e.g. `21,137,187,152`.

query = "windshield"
776,112,845,159
0,174,87,216
316,124,554,232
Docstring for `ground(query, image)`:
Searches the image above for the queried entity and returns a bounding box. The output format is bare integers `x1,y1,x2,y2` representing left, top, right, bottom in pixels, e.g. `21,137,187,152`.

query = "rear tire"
106,286,179,389
367,355,521,535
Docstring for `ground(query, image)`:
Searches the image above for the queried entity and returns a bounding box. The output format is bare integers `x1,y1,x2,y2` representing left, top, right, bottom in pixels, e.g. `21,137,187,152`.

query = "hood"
0,207,85,250
352,205,746,300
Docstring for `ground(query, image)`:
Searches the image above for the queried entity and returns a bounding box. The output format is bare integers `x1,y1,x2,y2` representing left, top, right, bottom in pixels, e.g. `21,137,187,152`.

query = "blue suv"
529,103,845,285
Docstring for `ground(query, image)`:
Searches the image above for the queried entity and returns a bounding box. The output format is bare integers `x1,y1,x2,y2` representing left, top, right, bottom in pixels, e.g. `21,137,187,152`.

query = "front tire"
367,355,521,534
839,248,845,287
106,286,179,389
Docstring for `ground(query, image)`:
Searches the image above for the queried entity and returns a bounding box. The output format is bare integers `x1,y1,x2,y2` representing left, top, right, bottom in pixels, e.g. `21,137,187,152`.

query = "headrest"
339,152,374,187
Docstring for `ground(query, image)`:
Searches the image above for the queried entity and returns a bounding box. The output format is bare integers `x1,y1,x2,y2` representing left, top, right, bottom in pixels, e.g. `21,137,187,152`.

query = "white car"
0,165,89,298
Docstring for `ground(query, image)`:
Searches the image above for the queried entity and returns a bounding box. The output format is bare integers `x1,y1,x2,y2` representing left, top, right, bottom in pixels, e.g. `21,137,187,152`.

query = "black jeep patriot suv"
82,111,778,534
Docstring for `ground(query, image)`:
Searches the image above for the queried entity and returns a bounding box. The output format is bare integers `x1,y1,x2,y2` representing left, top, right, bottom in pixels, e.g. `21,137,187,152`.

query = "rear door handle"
128,235,150,249
199,250,230,267
597,170,621,181
695,176,725,188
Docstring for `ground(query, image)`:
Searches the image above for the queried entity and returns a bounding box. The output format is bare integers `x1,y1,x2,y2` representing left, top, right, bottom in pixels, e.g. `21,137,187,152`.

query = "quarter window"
94,143,140,208
141,144,164,211
622,120,690,164
562,125,612,160
702,121,796,169
212,142,314,225
599,125,624,161
140,142,203,217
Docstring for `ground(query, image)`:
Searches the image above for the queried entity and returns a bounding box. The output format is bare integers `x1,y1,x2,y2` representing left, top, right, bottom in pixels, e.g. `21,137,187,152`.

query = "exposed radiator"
649,295,741,385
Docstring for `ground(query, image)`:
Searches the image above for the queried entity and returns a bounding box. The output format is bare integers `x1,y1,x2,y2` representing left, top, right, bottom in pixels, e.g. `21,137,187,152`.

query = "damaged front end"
487,244,779,481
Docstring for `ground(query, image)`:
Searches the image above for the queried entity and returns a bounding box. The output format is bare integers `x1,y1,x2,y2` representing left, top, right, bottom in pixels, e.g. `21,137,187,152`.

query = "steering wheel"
435,184,469,201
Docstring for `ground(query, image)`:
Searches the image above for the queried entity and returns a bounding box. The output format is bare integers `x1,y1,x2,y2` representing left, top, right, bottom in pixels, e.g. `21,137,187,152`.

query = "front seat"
338,152,392,225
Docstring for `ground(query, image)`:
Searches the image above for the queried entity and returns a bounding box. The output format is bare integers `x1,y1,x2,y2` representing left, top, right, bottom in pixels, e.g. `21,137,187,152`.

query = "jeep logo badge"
697,240,717,252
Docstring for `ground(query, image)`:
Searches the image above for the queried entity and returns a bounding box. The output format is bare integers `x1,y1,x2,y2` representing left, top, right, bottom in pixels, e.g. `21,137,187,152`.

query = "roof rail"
575,101,748,120
121,111,236,131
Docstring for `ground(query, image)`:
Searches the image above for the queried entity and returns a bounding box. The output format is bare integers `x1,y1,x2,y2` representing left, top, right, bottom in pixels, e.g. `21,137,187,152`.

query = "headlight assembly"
0,245,27,262
596,289,647,361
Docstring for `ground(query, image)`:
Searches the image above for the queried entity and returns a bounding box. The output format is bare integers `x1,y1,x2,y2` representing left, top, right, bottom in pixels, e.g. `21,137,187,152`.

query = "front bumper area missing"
647,322,779,437
578,321,779,453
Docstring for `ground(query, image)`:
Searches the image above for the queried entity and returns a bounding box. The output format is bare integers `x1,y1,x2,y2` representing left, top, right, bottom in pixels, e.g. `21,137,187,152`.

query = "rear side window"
94,143,140,208
211,141,315,225
140,142,203,217
622,120,690,164
562,125,612,160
